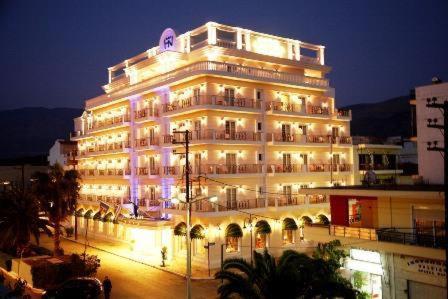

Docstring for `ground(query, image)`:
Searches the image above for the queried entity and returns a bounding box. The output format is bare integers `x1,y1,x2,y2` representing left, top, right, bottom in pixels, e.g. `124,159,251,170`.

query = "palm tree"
31,164,80,256
215,249,356,299
0,188,52,255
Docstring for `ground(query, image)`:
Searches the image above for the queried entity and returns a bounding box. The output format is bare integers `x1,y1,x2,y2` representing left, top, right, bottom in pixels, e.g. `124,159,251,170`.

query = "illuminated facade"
71,22,354,216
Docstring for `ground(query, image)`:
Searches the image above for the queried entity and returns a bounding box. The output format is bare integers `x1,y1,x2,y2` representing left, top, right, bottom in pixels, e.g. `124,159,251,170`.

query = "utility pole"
172,130,192,299
425,97,448,287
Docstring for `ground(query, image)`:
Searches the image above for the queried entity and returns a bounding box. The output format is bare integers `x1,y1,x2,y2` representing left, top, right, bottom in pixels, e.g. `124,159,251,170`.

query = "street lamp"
163,194,218,299
243,216,257,264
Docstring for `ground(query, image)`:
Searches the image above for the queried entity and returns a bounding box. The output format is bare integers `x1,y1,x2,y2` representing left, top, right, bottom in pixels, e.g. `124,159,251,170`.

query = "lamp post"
243,216,256,264
171,128,220,299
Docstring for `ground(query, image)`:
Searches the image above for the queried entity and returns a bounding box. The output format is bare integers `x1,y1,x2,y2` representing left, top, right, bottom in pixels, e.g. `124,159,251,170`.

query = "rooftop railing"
104,61,329,93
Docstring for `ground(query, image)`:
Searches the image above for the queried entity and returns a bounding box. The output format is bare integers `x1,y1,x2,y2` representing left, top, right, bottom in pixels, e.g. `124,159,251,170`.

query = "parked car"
43,277,102,299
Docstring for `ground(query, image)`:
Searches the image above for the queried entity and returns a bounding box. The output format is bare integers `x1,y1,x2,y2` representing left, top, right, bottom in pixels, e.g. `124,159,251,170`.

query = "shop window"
255,233,267,249
282,230,294,245
226,237,239,253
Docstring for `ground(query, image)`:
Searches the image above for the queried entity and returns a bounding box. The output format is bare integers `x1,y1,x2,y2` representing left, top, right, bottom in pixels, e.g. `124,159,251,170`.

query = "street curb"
62,237,215,280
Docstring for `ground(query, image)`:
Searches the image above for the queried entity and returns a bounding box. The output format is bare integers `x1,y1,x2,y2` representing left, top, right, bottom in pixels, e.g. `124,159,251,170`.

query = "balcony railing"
377,228,445,249
266,101,305,113
162,95,261,113
136,167,160,176
163,129,261,144
79,168,131,177
78,141,129,156
104,61,329,93
87,114,130,132
135,108,159,120
267,133,334,145
359,164,397,171
80,194,131,205
336,109,351,118
267,164,351,174
267,164,305,173
307,106,329,115
330,225,377,241
135,137,160,148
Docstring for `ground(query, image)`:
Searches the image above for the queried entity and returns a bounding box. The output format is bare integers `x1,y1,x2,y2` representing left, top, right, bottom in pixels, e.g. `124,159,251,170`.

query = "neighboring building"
48,139,77,169
351,137,403,185
0,164,48,190
71,22,354,216
411,79,448,184
304,185,446,299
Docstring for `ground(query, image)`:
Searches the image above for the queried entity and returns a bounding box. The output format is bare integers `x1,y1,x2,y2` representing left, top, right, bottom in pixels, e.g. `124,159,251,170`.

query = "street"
38,235,219,299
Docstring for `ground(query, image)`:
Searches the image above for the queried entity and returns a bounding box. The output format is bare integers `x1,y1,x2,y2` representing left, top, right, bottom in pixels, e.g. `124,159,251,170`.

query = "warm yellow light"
209,196,218,203
252,36,285,57
171,198,179,204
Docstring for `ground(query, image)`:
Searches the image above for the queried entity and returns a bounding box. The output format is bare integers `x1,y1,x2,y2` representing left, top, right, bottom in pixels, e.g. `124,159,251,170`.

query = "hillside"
0,107,82,159
343,96,411,138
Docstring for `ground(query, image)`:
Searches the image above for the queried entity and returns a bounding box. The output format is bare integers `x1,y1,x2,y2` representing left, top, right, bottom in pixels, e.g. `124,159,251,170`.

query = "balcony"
77,141,130,157
164,164,264,177
267,133,331,145
134,108,159,122
86,114,131,133
78,168,131,178
80,194,131,205
266,101,330,118
163,129,262,145
330,225,377,241
162,95,261,115
166,194,327,214
267,163,351,175
104,61,329,94
135,137,160,149
335,108,351,120
136,166,161,176
377,228,445,249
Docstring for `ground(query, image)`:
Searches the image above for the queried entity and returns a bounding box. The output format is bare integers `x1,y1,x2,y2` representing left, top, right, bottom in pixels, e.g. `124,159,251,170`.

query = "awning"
255,220,271,235
317,214,330,225
84,210,94,219
301,216,313,225
190,224,205,239
75,208,84,217
93,211,102,220
225,223,243,238
282,218,298,230
174,222,187,236
102,212,114,222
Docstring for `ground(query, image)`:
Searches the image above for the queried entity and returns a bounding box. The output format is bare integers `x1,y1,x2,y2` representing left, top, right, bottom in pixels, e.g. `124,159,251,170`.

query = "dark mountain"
0,107,82,159
343,96,411,138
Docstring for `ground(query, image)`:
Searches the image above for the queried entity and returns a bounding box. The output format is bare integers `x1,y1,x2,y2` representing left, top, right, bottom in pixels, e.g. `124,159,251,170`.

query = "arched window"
225,223,243,253
282,218,298,245
255,220,271,249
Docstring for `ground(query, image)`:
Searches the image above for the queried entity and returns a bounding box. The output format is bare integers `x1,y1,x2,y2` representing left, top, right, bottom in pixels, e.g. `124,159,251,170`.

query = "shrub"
161,246,167,267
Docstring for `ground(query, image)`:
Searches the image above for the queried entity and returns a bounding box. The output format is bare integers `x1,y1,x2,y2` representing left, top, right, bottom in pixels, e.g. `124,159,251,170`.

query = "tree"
32,164,80,256
312,239,347,272
215,249,357,299
0,188,52,255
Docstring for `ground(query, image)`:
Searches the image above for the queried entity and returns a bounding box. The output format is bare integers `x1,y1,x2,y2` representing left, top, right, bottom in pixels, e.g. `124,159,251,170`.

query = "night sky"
1,0,447,110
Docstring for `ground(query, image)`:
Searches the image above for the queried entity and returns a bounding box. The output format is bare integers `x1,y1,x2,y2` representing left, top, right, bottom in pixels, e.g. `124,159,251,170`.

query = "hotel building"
71,22,353,216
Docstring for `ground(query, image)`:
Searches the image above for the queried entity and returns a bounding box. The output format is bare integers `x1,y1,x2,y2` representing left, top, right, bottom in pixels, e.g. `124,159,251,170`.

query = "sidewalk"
65,235,217,279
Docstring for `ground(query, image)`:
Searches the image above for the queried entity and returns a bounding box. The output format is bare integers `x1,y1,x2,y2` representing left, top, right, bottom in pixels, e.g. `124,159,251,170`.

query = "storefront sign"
159,28,177,52
407,258,446,277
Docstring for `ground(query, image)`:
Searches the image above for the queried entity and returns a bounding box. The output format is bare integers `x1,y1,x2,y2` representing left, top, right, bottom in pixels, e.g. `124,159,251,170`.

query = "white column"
185,32,191,53
319,46,325,65
207,23,216,45
108,69,112,83
287,41,293,60
237,28,243,50
295,41,301,61
244,31,251,51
